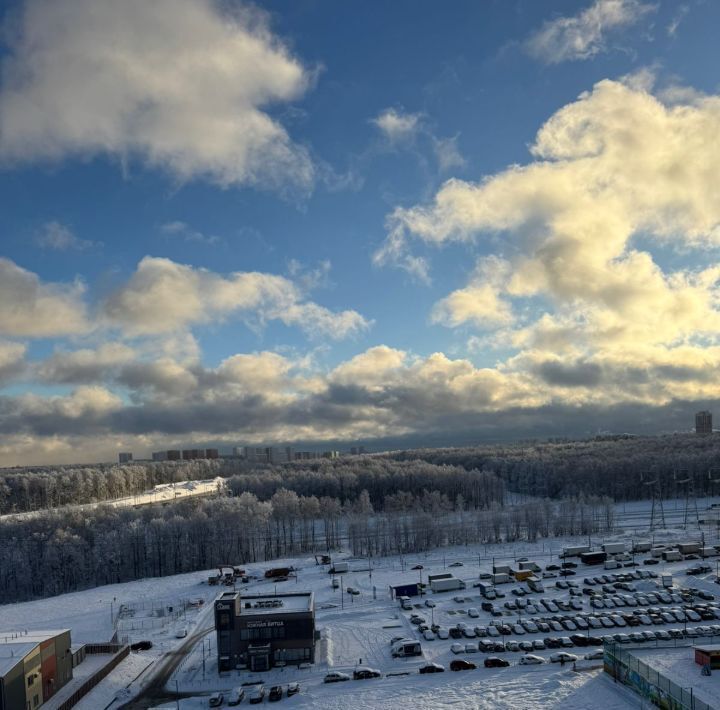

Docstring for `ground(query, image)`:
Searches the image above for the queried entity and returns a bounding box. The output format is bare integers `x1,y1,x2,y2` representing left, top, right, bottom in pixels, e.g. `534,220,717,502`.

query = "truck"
518,561,541,572
329,562,349,574
430,577,466,593
702,547,719,558
265,567,293,579
632,542,652,553
391,639,422,658
678,542,701,555
662,550,682,562
561,545,591,558
604,560,620,570
602,543,626,555
651,546,667,558
661,574,673,588
492,565,511,575
580,551,607,566
491,573,510,585
477,582,496,598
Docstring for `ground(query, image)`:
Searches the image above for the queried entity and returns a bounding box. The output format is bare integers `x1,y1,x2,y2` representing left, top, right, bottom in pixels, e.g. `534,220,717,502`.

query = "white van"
175,627,188,639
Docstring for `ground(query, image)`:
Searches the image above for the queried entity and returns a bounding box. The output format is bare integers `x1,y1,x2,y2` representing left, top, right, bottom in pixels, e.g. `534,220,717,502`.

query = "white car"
324,672,351,683
175,627,188,638
468,607,480,618
584,650,604,660
437,627,450,639
550,652,578,663
487,626,500,637
465,642,478,653
423,629,435,641
425,599,436,608
451,643,465,654
519,654,544,665
228,687,245,706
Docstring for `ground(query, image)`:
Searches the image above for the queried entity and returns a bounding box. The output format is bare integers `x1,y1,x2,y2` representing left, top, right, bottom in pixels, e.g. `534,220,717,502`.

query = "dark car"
353,667,381,680
287,682,299,696
412,564,424,570
269,685,283,702
643,558,660,565
450,627,464,639
130,640,153,651
559,570,576,577
484,657,510,668
570,634,588,646
546,564,561,571
562,562,578,569
450,659,477,671
419,662,445,674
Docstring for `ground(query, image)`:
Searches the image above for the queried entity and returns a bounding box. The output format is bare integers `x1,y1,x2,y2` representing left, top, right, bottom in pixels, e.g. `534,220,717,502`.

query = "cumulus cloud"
380,79,720,343
0,341,26,384
0,0,314,191
36,221,98,251
526,0,655,64
0,258,89,337
371,108,421,144
102,256,370,339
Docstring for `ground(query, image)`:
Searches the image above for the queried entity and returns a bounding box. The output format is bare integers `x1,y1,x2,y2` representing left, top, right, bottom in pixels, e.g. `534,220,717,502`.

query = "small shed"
695,645,720,669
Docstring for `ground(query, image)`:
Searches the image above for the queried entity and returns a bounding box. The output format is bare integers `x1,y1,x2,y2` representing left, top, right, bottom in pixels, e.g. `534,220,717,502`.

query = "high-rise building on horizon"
696,410,713,434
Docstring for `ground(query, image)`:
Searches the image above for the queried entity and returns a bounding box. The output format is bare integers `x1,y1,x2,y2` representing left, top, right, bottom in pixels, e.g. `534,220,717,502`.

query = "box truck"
561,545,591,558
602,543,626,555
329,561,349,574
430,577,466,593
662,550,682,562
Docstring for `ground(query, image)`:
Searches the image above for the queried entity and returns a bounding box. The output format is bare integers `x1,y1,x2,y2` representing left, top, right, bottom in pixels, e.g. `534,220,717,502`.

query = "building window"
218,612,231,629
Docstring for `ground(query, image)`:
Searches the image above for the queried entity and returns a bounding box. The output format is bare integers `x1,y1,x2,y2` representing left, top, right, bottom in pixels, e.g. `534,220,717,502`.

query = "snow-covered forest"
0,433,718,603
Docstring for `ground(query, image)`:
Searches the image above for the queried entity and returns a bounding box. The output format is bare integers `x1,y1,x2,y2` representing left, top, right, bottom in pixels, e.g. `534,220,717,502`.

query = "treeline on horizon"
2,432,720,515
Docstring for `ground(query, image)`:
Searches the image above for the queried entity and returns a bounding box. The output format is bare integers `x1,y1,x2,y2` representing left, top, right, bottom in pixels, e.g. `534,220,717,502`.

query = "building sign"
246,620,284,629
216,603,231,611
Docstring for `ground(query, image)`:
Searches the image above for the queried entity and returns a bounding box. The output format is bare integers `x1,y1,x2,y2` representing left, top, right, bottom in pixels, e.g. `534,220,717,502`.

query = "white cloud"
0,0,314,192
102,256,370,339
0,341,26,383
36,221,97,251
371,108,421,144
0,258,89,337
526,0,656,64
433,135,466,172
161,221,220,246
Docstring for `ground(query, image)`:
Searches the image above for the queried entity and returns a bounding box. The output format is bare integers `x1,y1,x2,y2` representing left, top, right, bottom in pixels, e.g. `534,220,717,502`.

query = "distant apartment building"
696,410,713,434
322,450,340,459
206,448,219,459
0,630,73,710
118,452,133,464
151,449,182,461
243,446,294,464
350,446,366,455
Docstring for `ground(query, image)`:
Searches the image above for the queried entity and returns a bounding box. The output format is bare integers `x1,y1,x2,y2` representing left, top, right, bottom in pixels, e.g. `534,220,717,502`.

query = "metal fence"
605,642,713,710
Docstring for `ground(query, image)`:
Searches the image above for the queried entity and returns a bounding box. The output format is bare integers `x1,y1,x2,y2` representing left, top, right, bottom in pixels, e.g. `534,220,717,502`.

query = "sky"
1,0,720,465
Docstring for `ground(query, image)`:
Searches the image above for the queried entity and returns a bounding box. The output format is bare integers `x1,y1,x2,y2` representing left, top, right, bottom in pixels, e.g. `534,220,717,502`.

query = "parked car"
451,642,465,654
175,627,188,639
228,687,245,706
287,682,300,696
484,657,510,668
353,667,381,680
584,649,604,660
130,641,153,651
450,659,477,671
449,561,464,567
520,654,544,665
209,693,224,708
249,686,266,704
419,662,445,673
324,672,351,683
550,652,578,663
268,685,283,702
412,564,424,570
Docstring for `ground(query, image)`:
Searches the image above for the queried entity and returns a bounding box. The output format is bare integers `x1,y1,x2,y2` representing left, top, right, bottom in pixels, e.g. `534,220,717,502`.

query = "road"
118,613,215,709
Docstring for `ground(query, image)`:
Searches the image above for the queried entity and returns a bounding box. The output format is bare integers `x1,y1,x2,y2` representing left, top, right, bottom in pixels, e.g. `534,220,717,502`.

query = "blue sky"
1,0,720,464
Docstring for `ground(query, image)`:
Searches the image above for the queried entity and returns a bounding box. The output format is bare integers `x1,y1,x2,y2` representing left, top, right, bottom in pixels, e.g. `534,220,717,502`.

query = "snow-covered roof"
0,629,70,645
0,642,38,677
238,592,313,615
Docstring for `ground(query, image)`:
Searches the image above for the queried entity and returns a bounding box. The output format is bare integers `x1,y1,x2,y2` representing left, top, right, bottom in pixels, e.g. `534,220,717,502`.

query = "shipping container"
602,543,626,554
702,547,719,558
678,542,701,555
662,550,682,562
430,577,466,593
580,551,607,566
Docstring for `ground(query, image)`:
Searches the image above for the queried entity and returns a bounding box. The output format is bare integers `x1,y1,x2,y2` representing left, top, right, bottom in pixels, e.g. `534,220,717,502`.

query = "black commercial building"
215,591,315,672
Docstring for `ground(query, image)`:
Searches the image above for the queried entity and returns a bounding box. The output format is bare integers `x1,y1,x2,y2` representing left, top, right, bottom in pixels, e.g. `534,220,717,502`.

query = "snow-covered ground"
633,647,720,709
0,476,226,521
5,500,720,708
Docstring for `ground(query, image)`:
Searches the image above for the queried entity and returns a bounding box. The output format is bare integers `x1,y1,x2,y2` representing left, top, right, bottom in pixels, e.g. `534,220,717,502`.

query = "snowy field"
4,502,720,708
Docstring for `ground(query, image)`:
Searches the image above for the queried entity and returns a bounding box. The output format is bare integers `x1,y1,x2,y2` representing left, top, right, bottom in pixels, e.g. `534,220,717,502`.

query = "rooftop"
235,592,313,616
0,642,37,676
0,629,70,645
